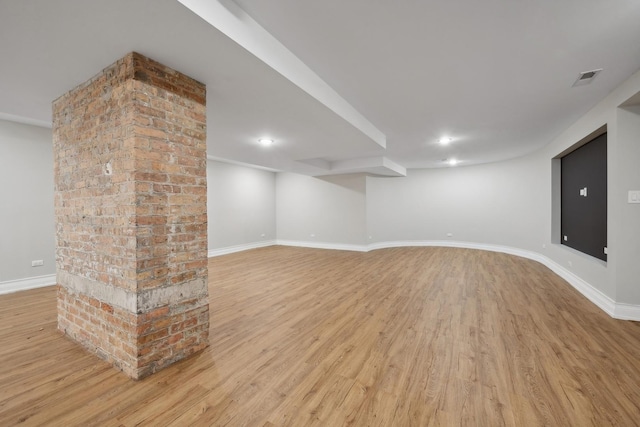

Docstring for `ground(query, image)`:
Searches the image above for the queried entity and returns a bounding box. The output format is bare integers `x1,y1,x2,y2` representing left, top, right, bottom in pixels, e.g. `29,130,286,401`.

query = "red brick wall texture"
53,52,209,379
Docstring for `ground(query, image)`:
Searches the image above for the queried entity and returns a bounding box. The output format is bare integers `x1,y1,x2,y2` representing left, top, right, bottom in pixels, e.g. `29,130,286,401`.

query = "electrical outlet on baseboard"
32,260,44,267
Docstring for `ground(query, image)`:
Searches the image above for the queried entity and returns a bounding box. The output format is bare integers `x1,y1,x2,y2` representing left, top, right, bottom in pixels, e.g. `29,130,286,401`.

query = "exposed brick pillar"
52,52,209,379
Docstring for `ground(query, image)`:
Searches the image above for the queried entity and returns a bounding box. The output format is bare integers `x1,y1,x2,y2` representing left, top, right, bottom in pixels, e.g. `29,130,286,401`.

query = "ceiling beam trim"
177,0,387,149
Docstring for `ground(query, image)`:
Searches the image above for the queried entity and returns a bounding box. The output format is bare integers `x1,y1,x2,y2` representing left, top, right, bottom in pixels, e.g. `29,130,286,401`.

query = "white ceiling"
1,0,640,176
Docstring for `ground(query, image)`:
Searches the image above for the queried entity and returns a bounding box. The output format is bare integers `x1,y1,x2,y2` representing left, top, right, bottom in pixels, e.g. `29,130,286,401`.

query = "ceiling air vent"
573,69,603,87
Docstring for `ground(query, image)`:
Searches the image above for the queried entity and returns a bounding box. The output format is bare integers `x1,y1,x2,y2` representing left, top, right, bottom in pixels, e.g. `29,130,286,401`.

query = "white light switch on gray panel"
628,190,640,203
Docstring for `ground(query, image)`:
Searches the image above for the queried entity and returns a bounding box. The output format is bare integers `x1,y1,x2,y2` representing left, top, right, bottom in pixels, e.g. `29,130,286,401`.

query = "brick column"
53,52,209,379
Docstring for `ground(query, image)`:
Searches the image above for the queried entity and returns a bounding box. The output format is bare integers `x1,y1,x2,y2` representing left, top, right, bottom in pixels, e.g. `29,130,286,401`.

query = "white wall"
367,154,546,249
0,120,55,284
539,71,640,305
207,160,276,250
612,104,640,304
276,173,367,247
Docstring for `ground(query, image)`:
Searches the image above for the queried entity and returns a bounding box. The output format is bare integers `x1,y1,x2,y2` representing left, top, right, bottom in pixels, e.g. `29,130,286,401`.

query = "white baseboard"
368,239,540,258
5,240,636,322
612,303,640,321
535,254,616,317
275,239,368,252
0,274,56,295
272,239,640,322
209,239,370,254
208,240,277,257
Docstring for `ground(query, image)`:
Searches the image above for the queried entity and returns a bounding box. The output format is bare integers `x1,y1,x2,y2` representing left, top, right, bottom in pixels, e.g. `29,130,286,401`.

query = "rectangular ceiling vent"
573,68,603,87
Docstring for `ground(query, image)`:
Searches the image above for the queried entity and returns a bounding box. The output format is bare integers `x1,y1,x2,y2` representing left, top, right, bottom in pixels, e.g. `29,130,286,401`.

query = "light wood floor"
1,246,640,426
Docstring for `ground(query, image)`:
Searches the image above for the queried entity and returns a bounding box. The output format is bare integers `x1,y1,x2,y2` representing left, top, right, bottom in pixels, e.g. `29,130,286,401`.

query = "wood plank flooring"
1,246,640,426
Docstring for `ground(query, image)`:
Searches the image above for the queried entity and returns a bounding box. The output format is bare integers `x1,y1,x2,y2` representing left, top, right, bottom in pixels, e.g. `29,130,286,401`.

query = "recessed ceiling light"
447,158,458,166
258,138,274,146
438,137,453,145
